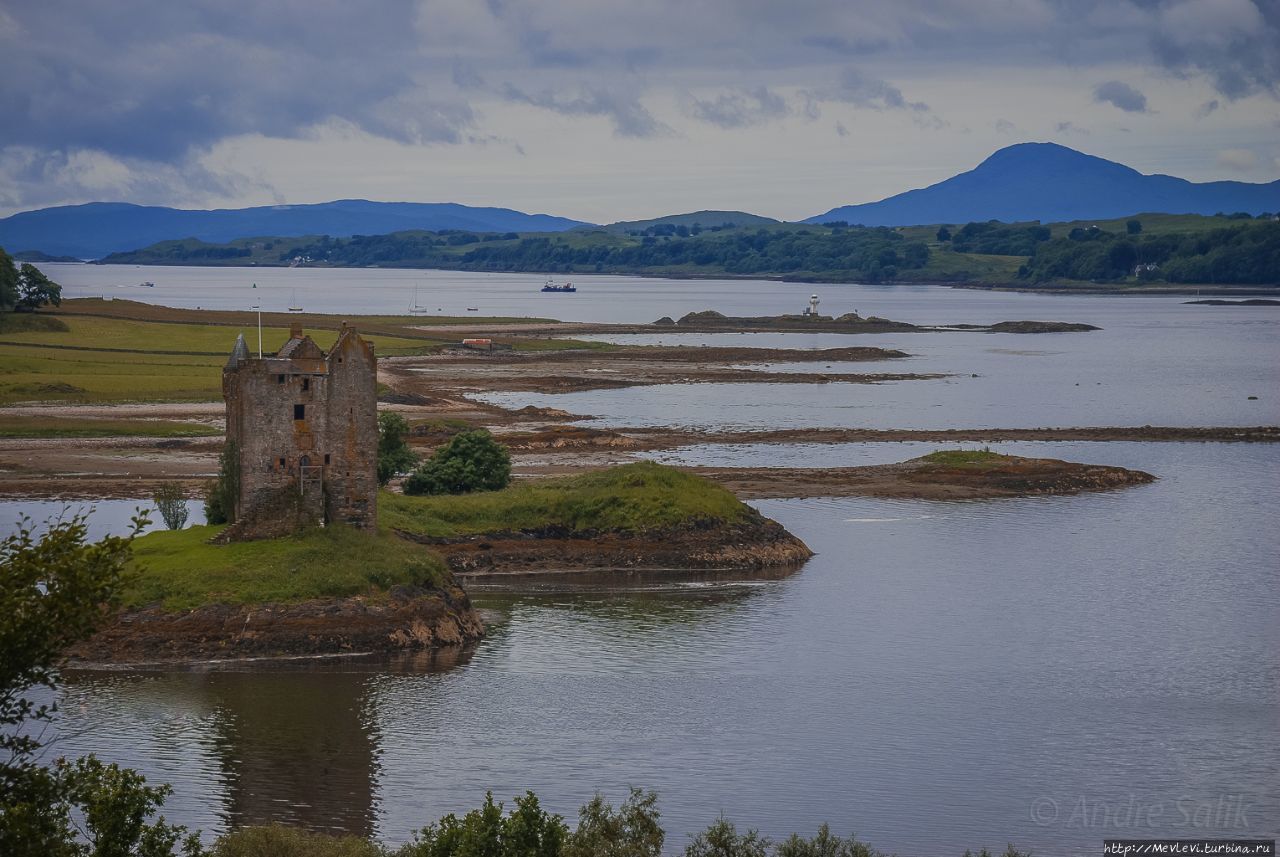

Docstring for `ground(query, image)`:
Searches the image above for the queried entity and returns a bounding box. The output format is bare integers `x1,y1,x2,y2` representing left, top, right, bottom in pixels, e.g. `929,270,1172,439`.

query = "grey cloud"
501,84,671,137
687,87,792,128
1196,98,1220,118
813,68,930,112
0,2,475,163
835,122,850,137
1148,0,1279,100
1093,80,1149,113
1055,121,1089,135
995,118,1018,134
0,146,275,212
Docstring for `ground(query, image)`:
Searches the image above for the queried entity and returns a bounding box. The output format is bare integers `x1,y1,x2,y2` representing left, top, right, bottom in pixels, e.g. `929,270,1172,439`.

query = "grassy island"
124,524,449,611
382,462,750,538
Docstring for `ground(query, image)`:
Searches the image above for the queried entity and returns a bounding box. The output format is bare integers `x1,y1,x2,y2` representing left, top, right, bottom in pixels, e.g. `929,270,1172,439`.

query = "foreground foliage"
385,462,749,537
1,513,200,856
199,792,1030,857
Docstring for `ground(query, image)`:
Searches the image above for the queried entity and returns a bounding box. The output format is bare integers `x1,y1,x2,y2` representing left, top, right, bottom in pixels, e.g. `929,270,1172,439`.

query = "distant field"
0,300,594,405
0,415,219,438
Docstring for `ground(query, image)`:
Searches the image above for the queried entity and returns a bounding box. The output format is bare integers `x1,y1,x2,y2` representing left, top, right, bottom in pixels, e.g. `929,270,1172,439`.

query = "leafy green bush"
378,412,419,485
403,430,510,496
564,788,663,857
152,484,189,530
684,818,771,857
775,824,882,857
1,512,202,857
400,791,566,857
203,442,238,525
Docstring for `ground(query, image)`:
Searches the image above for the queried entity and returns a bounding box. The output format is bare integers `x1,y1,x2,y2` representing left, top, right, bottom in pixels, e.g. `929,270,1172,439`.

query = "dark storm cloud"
3,0,1275,163
0,1,473,161
1,0,1278,211
1093,80,1150,113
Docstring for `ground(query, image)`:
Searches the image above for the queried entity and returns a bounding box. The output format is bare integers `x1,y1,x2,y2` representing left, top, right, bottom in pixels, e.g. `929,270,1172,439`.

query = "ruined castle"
221,321,378,540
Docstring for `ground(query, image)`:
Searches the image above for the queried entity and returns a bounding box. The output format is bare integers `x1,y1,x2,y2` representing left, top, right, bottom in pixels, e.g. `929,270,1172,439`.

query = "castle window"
294,404,305,420
277,374,285,384
278,457,286,468
302,378,310,392
324,454,331,465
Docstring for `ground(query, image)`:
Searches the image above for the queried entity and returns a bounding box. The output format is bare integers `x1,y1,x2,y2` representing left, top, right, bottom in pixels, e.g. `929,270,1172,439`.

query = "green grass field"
381,462,750,538
918,449,1005,467
0,300,600,405
0,415,218,438
125,524,449,611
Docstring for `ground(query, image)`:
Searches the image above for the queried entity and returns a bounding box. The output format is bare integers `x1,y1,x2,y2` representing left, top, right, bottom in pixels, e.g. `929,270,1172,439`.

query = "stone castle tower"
220,321,378,540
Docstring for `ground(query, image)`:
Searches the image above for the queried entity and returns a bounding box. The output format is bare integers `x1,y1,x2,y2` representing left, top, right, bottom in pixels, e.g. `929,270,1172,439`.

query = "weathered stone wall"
323,328,378,531
222,324,378,540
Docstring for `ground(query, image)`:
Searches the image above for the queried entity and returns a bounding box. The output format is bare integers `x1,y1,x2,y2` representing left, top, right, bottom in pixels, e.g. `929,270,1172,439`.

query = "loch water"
5,268,1279,855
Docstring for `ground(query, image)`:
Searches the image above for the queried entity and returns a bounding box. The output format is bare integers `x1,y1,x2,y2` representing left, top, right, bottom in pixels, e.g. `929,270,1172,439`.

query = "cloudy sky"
1,0,1278,222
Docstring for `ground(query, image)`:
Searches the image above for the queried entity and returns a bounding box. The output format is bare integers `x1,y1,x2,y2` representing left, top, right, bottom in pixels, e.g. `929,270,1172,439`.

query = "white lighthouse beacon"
804,293,820,317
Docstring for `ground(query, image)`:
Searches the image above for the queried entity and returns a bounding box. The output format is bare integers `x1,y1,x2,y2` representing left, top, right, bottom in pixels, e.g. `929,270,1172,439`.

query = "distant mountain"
805,143,1280,227
597,210,779,234
0,199,591,259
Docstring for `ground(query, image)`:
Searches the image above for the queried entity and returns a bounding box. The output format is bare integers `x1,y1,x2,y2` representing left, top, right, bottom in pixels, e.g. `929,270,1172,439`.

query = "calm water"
475,321,1280,430
8,268,1280,854
5,442,1275,855
39,261,1278,326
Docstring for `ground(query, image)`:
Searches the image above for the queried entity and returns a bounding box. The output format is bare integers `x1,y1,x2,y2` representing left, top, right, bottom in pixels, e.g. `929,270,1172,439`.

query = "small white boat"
408,284,431,315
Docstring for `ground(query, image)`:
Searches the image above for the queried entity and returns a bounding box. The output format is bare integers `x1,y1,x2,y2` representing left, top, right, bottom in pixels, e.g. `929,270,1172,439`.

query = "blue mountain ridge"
804,142,1280,226
0,199,590,259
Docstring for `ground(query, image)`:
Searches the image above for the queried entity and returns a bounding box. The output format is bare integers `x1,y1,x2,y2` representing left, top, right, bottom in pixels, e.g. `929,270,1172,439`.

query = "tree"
775,825,882,857
684,819,770,857
203,441,238,525
565,789,663,857
402,791,567,857
403,429,511,496
1126,219,1142,235
377,412,419,485
15,263,61,312
152,485,189,530
936,226,952,242
0,247,18,313
0,512,202,856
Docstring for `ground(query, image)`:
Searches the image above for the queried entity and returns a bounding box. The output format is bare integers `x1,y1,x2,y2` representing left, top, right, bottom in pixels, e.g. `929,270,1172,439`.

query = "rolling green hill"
594,210,781,235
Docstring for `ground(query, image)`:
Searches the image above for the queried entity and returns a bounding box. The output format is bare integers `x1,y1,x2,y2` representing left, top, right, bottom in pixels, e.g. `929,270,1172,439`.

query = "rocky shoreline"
398,512,813,579
695,453,1156,500
68,583,484,666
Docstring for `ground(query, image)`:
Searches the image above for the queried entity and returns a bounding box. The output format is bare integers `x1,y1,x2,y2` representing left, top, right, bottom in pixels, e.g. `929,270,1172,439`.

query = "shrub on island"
404,429,511,496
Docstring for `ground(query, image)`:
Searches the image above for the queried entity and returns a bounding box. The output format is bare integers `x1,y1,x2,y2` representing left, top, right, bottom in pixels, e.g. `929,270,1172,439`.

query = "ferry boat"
541,278,577,293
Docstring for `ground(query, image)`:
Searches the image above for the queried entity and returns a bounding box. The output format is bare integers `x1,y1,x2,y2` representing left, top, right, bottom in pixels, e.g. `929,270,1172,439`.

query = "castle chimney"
289,320,303,339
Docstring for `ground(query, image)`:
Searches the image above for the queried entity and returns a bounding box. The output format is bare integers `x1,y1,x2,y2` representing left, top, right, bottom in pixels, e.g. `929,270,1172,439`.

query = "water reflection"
60,649,476,839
